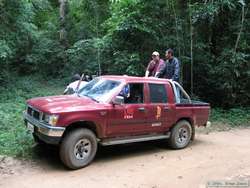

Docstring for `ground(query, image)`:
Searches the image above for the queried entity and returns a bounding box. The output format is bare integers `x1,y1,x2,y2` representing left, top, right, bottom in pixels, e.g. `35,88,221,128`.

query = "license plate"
27,122,34,133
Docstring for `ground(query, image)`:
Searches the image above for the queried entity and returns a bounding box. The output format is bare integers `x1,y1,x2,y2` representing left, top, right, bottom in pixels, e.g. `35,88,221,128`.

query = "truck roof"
100,75,171,84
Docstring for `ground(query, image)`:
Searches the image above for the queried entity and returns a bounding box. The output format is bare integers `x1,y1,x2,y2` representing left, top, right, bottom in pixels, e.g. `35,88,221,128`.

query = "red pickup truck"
24,76,210,169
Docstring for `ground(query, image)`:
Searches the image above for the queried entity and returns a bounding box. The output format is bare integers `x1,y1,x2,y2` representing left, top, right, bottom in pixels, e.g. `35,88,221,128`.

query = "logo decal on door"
124,107,134,119
156,106,161,119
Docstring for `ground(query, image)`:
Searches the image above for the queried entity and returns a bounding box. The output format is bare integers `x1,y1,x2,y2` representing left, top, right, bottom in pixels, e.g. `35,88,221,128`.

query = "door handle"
138,107,146,112
163,107,169,111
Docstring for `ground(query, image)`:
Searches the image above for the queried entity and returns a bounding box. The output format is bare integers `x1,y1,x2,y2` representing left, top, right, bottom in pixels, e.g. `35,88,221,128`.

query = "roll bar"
169,80,191,104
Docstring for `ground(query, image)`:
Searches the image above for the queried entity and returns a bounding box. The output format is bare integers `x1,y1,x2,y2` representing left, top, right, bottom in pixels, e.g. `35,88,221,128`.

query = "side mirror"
112,96,124,105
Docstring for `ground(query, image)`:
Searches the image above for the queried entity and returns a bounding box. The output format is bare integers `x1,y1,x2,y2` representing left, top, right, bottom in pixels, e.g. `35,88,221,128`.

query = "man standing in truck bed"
145,51,165,77
157,49,180,82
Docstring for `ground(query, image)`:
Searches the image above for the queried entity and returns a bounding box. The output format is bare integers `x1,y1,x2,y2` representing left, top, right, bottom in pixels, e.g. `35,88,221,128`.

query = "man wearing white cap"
145,51,165,77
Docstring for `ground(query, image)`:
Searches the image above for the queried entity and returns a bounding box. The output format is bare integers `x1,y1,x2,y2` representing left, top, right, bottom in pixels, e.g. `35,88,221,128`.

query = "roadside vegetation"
0,76,65,158
211,108,250,127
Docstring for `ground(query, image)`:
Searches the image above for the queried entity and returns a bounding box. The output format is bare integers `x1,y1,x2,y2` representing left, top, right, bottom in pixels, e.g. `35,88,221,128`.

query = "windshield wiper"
83,94,99,103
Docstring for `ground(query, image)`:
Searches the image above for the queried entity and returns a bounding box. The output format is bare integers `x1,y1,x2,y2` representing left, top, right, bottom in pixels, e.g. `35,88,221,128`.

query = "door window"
120,83,144,104
149,84,167,103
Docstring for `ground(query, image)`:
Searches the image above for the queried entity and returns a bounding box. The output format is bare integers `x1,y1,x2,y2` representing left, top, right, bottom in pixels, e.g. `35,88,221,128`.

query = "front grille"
27,106,41,121
27,106,32,116
33,110,40,120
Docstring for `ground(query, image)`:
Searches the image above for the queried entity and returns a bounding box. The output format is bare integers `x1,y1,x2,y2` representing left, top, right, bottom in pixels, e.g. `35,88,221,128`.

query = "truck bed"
177,99,210,106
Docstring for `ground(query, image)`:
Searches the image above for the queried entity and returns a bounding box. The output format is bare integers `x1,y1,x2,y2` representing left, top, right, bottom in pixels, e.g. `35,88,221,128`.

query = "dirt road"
1,128,250,188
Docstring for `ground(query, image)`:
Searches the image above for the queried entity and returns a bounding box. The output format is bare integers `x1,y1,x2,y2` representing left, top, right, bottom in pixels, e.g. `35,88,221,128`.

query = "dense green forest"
0,0,250,108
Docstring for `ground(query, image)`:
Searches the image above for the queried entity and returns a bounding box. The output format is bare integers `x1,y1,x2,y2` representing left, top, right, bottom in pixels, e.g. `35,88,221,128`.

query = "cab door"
146,83,172,132
107,83,149,137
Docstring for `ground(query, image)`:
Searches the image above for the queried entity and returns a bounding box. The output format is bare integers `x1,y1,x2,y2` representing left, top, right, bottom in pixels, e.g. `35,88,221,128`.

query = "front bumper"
23,112,65,145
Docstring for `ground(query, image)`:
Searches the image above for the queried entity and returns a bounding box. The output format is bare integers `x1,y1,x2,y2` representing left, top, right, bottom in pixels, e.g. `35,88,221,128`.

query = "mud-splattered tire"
60,128,97,169
168,120,192,149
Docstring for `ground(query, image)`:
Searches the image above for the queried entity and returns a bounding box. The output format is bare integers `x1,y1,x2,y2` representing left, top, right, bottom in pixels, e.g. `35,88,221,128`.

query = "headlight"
43,114,59,126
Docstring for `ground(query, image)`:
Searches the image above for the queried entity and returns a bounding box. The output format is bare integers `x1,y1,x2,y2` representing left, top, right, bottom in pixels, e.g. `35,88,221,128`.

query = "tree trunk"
171,1,182,84
90,0,102,75
189,3,194,95
59,0,68,46
234,6,248,56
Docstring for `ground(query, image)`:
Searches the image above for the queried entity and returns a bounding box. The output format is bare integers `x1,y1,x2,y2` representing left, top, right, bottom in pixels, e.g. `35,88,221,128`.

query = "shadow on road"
31,144,63,170
30,138,205,171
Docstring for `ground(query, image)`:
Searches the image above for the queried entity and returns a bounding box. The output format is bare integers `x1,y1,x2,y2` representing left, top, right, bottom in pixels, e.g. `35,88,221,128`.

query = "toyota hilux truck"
23,76,210,169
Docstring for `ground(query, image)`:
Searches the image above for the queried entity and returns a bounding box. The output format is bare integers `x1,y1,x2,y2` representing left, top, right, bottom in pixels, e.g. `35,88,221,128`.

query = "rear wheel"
60,128,97,169
168,120,192,149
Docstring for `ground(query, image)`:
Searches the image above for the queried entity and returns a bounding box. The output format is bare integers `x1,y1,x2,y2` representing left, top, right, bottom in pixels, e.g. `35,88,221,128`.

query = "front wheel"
60,128,97,169
168,120,192,149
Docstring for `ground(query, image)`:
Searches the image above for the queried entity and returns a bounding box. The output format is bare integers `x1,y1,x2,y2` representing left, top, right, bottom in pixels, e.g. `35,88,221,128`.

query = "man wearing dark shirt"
157,49,180,82
145,51,165,77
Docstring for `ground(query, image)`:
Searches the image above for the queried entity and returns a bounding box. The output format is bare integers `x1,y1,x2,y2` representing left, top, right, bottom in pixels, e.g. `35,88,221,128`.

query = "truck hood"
27,95,100,113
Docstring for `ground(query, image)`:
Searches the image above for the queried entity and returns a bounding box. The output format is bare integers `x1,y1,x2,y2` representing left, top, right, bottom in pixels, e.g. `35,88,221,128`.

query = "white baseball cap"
152,51,160,56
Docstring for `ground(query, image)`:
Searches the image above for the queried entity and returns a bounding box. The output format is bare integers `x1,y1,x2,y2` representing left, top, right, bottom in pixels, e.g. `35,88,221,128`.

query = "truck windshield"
78,78,121,103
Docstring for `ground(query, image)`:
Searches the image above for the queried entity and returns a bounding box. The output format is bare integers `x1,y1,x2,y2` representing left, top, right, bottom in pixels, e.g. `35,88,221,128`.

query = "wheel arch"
61,121,100,143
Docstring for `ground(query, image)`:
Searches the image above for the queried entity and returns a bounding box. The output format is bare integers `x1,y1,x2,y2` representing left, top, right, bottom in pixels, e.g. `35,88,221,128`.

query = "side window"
149,84,167,103
123,83,144,104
